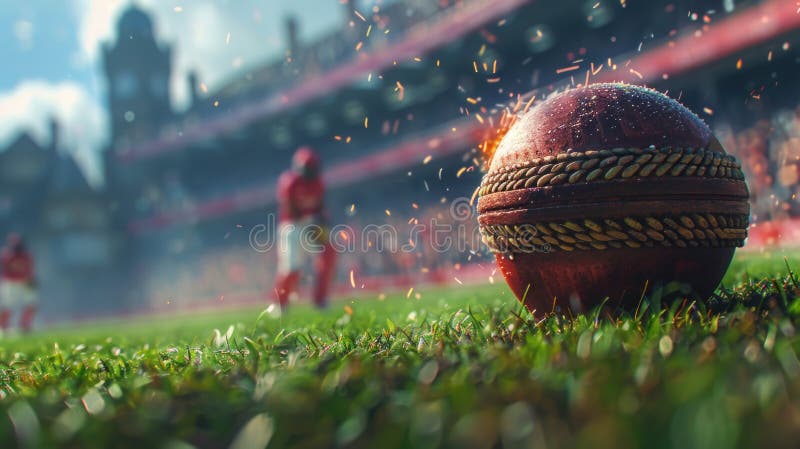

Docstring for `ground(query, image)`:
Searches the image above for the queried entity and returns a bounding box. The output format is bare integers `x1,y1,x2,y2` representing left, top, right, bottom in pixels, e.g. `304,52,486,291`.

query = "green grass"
1,250,800,449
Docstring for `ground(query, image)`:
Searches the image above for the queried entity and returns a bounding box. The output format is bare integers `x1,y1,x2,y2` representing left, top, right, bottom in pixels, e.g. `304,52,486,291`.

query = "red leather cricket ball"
477,83,750,315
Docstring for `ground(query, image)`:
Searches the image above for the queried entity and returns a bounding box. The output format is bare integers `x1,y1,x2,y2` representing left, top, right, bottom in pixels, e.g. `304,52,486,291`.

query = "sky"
0,0,345,185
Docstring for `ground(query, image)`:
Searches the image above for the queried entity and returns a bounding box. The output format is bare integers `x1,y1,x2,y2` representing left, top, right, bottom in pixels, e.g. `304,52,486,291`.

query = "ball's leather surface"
477,83,750,314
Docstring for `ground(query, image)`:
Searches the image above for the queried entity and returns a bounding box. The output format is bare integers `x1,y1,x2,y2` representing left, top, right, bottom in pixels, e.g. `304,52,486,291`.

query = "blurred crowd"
719,104,800,222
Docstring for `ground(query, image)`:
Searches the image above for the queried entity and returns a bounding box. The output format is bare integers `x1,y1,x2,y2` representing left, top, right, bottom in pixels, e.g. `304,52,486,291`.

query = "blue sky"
0,0,347,184
1,2,94,91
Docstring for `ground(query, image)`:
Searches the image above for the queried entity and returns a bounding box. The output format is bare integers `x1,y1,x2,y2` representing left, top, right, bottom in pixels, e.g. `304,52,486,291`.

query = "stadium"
0,0,799,447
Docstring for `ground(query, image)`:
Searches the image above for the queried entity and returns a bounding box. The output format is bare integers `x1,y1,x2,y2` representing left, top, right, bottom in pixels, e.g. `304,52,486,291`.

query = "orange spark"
556,65,580,74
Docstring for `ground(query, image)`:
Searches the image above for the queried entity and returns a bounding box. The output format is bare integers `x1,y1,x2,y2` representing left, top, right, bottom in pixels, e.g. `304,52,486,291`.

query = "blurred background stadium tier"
0,0,799,320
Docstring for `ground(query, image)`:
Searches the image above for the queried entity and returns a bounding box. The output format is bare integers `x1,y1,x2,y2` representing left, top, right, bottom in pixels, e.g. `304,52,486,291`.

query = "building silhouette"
0,118,122,319
103,5,173,148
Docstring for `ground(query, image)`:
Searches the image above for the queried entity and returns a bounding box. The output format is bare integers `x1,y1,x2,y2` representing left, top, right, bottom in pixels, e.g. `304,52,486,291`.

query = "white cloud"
164,2,284,108
0,80,107,186
73,0,128,64
13,20,35,50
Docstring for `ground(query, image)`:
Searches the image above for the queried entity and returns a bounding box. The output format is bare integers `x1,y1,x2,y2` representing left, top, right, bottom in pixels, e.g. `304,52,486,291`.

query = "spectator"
0,234,37,333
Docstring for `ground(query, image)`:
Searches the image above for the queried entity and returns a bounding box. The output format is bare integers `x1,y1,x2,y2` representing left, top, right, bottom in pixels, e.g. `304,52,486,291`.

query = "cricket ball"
477,83,749,314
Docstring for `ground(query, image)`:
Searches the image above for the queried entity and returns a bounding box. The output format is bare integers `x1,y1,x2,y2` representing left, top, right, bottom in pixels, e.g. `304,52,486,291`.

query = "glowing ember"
556,65,580,74
479,105,521,166
395,81,405,101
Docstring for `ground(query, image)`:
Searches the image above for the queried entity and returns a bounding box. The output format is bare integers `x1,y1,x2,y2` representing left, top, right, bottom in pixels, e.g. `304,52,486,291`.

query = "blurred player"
273,146,336,310
0,234,37,333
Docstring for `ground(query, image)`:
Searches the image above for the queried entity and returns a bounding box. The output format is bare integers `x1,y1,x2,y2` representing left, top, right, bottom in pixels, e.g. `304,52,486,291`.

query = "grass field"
1,249,800,449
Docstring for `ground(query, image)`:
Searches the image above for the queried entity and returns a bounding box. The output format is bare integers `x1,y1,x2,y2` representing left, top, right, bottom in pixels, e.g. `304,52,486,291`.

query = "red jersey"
277,170,325,222
1,249,34,283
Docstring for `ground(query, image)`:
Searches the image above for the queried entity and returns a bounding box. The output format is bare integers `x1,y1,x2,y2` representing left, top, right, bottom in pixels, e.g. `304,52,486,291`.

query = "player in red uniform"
0,234,37,333
273,146,336,309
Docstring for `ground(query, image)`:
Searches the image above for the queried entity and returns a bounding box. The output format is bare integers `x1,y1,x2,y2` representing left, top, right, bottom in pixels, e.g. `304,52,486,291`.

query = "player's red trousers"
274,241,335,308
313,241,336,307
0,306,34,332
274,271,300,308
0,309,9,331
20,305,35,333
